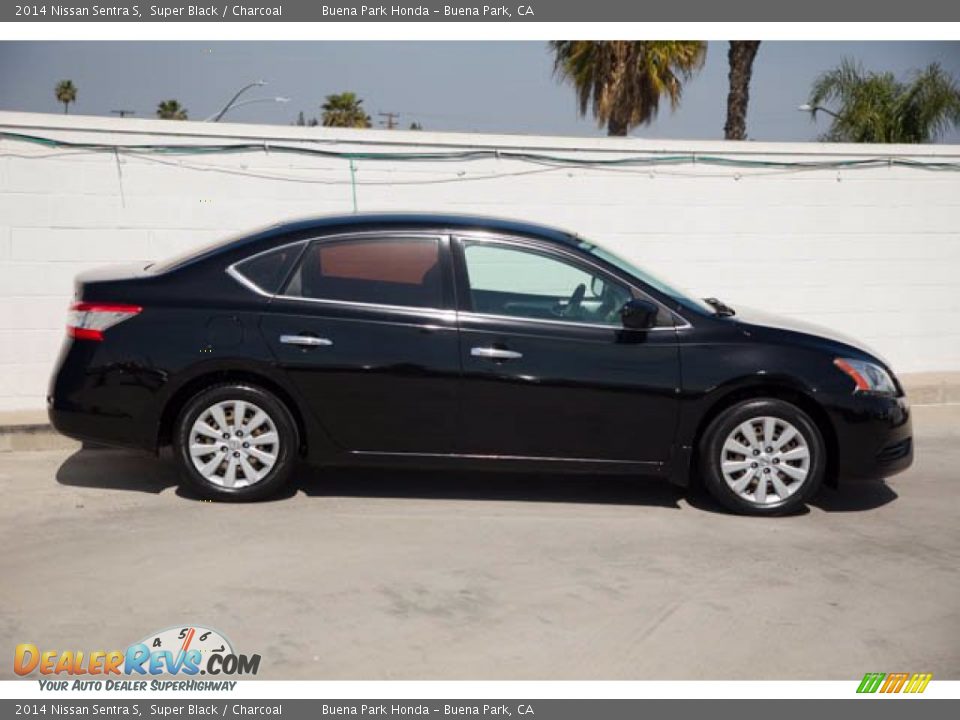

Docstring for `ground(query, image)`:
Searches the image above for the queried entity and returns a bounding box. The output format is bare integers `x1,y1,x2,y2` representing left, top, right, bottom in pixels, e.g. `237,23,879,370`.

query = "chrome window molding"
456,310,680,332
225,238,309,297
225,226,692,331
272,292,457,322
226,230,449,314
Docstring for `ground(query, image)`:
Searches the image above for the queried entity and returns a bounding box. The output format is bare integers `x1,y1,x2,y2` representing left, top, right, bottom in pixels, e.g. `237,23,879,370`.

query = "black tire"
698,398,825,516
173,383,298,501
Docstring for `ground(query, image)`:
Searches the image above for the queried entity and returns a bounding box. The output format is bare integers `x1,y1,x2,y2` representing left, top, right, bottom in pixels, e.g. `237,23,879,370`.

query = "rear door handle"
471,346,522,360
280,334,333,348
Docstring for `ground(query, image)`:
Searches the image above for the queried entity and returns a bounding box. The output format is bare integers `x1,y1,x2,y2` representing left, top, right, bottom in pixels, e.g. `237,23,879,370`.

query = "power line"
2,130,959,174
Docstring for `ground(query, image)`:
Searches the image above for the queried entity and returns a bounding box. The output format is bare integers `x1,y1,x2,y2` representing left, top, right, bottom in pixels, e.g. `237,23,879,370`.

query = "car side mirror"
620,299,659,330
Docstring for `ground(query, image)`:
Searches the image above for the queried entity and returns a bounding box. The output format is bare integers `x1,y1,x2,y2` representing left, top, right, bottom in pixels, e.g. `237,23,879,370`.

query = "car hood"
729,305,892,367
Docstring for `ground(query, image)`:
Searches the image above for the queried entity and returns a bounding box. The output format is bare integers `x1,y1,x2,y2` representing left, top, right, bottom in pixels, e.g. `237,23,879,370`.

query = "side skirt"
336,450,666,477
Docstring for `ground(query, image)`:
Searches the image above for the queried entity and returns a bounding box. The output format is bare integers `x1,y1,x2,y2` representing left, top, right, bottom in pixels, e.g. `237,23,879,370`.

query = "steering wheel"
562,283,587,318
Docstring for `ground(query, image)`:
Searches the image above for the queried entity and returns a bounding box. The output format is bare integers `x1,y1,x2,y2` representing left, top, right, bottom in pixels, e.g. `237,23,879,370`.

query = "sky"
0,41,958,143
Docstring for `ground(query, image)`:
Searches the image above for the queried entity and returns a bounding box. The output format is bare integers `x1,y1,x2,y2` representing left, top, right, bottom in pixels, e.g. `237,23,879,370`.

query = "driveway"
1,405,958,679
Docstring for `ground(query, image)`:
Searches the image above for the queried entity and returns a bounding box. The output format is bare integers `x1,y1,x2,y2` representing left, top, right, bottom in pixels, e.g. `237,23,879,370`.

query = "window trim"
226,239,310,298
451,232,690,331
225,228,691,330
226,230,454,315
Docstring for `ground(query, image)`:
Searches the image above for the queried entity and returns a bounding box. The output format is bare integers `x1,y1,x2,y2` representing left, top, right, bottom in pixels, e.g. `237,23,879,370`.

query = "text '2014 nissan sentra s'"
48,213,913,515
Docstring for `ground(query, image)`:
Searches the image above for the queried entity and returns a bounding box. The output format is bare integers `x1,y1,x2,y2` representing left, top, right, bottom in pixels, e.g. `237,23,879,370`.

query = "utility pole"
378,111,399,130
111,109,136,117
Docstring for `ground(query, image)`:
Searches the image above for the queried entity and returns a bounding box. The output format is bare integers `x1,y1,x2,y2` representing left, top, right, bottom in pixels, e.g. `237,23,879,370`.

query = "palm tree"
55,80,77,114
550,41,706,136
321,92,372,128
156,100,188,121
724,41,761,140
807,60,960,143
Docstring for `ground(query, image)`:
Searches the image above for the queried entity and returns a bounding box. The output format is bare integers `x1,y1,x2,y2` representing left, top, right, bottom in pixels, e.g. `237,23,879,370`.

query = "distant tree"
55,80,77,114
409,122,423,130
321,92,372,128
294,111,319,127
724,41,761,140
550,41,706,136
807,60,960,143
156,100,188,121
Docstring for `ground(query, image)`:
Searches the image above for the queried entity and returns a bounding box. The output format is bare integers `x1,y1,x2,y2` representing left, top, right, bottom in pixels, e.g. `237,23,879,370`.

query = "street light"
798,103,841,120
206,80,266,122
203,96,291,122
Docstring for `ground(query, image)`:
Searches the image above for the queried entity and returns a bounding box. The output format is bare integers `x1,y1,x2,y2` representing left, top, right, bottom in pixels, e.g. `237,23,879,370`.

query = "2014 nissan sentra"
48,213,913,514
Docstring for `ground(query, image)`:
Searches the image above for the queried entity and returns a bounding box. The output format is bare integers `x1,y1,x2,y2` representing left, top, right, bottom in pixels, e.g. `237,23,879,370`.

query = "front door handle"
471,346,522,361
280,334,333,348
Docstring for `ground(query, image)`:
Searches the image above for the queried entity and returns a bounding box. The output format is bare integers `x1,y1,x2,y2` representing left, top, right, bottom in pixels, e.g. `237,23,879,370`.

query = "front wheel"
698,398,826,516
173,383,298,501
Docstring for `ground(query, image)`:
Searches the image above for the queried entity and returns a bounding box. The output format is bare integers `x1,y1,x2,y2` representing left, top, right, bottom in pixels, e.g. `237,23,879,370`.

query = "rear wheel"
173,383,298,501
698,398,825,515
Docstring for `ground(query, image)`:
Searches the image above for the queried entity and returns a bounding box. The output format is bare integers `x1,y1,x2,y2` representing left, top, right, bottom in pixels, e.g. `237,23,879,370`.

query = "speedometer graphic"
137,625,234,671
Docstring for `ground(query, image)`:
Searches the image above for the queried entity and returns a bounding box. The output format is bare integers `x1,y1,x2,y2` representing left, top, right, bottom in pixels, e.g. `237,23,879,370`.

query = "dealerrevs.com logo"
14,626,261,685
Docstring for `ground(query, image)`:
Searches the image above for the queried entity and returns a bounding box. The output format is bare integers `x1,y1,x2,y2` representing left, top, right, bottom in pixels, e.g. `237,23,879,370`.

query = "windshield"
576,238,715,315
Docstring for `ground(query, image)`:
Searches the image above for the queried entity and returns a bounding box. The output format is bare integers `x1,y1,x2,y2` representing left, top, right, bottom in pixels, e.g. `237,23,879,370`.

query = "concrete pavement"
1,405,958,680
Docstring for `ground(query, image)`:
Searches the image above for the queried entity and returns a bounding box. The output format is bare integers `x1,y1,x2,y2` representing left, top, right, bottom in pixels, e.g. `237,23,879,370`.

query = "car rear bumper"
830,393,913,481
47,338,159,451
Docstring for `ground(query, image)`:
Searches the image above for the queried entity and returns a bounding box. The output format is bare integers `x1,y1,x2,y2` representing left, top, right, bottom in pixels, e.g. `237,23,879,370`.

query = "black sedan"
48,213,913,515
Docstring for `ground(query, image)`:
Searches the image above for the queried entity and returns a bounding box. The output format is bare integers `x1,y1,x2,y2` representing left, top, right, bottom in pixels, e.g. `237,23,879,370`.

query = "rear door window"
283,236,443,309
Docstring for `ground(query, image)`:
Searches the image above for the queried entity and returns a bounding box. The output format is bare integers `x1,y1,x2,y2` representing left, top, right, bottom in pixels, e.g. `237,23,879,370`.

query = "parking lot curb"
1,372,957,452
898,372,960,405
0,422,79,452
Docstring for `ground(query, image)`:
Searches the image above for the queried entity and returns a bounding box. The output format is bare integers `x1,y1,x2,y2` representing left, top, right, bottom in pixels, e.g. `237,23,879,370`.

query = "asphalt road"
2,405,958,680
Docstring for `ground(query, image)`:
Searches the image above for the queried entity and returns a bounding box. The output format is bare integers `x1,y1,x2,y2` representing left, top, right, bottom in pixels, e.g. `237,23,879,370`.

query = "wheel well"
690,384,839,488
157,370,307,455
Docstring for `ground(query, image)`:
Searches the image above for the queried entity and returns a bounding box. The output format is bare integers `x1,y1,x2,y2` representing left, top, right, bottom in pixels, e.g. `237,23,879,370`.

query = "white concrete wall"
1,110,958,412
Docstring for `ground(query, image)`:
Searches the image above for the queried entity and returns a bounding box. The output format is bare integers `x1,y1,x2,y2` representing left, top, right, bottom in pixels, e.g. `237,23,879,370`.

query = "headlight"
833,358,897,395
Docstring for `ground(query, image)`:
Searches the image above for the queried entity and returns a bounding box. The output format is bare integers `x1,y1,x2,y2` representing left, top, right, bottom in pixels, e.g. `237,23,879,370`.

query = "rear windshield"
149,225,277,274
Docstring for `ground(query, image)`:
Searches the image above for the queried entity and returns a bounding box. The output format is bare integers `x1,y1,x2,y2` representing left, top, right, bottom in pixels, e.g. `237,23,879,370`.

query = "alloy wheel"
719,415,811,506
188,399,280,488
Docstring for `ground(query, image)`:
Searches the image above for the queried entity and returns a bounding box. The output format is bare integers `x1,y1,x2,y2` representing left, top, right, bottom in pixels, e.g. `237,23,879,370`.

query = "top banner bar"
6,0,960,22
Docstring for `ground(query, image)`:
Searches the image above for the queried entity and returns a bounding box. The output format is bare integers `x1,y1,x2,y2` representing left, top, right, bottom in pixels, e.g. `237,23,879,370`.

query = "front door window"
462,241,632,326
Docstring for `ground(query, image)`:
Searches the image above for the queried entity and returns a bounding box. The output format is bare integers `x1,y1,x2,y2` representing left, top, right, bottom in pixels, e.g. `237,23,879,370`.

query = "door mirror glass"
620,299,659,330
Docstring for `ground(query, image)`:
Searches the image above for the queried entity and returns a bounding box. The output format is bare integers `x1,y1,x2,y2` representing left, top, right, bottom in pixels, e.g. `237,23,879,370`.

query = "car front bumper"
828,392,913,481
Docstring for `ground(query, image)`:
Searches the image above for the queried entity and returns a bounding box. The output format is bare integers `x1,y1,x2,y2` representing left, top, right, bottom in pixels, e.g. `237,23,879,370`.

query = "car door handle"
279,334,333,348
471,346,523,360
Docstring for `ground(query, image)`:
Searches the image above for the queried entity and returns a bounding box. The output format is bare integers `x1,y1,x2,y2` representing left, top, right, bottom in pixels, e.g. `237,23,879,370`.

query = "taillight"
67,302,142,341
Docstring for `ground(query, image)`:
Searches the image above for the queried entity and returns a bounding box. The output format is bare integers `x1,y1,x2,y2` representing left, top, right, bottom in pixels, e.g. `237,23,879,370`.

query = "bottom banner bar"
1,699,957,720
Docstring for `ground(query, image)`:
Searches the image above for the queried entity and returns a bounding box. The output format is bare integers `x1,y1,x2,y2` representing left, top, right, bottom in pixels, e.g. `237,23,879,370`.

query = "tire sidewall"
174,383,298,501
700,398,826,516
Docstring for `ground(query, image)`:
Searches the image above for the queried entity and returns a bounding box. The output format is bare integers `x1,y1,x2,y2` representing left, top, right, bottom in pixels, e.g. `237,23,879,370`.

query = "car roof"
155,213,584,274
258,212,581,246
